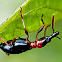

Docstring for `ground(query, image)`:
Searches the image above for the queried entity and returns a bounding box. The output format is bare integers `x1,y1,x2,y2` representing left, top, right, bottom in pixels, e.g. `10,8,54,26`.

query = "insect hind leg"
20,7,29,41
0,37,10,46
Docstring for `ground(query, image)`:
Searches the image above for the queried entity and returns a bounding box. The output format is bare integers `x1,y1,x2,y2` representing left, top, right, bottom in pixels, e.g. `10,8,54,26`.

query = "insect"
0,7,60,55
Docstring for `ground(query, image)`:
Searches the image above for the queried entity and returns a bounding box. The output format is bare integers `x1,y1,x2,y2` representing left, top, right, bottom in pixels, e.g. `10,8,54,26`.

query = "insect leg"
12,38,16,45
52,14,55,33
52,14,60,39
36,14,50,41
44,25,50,38
0,37,10,46
6,53,10,56
20,7,29,41
36,14,44,41
41,14,50,38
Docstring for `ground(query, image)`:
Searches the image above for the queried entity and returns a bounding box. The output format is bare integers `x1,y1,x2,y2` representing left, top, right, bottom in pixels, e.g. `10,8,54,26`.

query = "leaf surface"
0,0,62,42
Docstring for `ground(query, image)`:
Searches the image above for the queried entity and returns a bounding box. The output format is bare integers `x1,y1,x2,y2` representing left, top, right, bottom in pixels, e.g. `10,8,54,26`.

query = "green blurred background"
0,0,62,62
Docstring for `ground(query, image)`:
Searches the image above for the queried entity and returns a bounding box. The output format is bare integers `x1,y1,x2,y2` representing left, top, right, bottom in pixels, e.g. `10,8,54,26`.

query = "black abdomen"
0,39,31,54
10,42,31,54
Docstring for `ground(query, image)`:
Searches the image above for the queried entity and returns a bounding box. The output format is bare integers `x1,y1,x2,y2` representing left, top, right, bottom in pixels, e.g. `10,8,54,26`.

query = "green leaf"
0,0,62,42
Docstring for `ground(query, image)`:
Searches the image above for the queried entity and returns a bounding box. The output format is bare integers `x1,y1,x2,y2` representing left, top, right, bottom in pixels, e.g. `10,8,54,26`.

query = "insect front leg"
52,14,60,39
52,14,55,33
20,7,29,41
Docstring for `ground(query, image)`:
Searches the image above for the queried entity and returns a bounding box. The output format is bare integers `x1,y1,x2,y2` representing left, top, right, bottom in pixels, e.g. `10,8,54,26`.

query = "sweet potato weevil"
0,7,60,55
